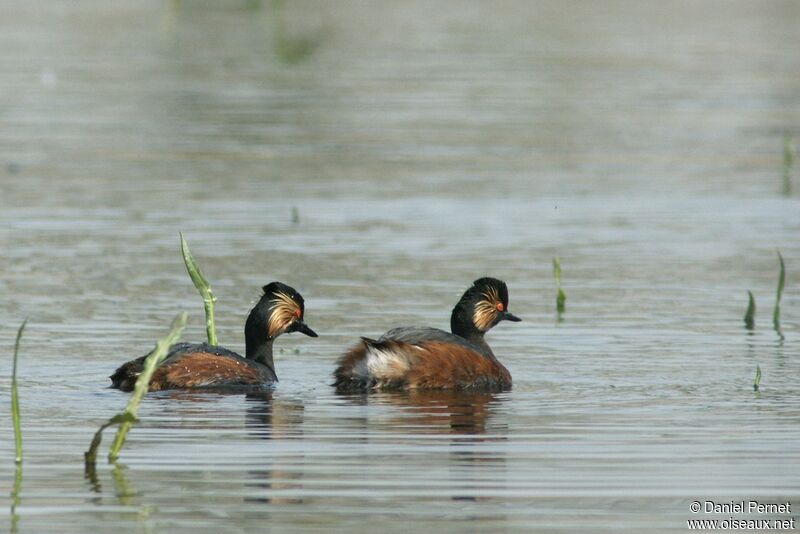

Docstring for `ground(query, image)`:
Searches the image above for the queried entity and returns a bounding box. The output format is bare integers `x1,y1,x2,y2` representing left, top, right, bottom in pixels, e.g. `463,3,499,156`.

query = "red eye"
496,302,504,312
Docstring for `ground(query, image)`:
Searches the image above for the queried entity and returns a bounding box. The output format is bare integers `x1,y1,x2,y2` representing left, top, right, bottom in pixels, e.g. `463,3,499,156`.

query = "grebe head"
451,277,521,335
248,281,318,340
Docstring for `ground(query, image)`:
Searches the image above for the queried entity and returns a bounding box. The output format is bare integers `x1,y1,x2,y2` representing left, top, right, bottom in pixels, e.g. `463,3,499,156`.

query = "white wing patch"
353,344,414,382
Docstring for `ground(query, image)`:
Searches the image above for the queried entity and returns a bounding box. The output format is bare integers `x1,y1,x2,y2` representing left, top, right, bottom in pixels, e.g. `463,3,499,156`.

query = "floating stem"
11,319,27,465
773,250,785,333
85,313,187,467
553,257,566,315
180,233,217,345
744,290,756,330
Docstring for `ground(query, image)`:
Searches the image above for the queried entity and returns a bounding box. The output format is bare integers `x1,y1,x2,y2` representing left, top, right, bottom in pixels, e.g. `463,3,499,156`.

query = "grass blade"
553,257,566,315
753,365,762,392
744,290,756,330
107,312,188,462
11,318,28,465
773,250,785,333
180,233,217,345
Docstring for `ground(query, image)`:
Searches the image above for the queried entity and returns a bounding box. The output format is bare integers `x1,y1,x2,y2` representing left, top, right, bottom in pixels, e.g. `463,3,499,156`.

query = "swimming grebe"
110,282,317,392
333,277,520,392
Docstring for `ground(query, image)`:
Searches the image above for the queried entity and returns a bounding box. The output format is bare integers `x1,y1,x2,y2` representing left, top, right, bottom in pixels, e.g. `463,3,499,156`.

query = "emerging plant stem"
180,233,218,345
84,313,188,467
773,250,785,334
744,290,756,330
553,257,566,315
107,312,188,462
783,134,794,197
754,365,762,392
11,318,27,465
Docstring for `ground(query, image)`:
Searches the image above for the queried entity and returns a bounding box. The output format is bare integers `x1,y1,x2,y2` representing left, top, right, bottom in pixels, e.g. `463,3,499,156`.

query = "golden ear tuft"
267,291,301,337
472,287,503,331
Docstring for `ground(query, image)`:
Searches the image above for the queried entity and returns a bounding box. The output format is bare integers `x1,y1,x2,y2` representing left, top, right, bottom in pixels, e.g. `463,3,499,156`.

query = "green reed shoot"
85,313,187,466
11,319,27,464
773,250,785,333
553,257,566,314
744,290,756,330
753,364,762,392
783,134,794,196
180,233,217,345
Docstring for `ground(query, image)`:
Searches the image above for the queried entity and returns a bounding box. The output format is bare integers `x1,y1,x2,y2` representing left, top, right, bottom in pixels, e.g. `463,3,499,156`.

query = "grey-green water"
1,1,799,532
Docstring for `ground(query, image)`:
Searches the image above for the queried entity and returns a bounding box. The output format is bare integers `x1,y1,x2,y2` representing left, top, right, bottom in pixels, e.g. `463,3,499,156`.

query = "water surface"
1,1,799,532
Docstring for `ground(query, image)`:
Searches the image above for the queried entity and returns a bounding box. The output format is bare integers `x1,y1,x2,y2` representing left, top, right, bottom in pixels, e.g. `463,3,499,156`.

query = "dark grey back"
379,327,491,357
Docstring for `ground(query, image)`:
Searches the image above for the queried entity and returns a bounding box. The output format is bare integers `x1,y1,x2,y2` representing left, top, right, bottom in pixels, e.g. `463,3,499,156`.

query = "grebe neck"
245,304,278,379
451,306,494,358
246,338,276,378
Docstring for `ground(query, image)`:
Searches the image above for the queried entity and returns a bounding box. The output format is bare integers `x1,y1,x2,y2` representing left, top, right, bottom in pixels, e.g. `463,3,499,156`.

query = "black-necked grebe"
334,277,520,392
111,282,317,392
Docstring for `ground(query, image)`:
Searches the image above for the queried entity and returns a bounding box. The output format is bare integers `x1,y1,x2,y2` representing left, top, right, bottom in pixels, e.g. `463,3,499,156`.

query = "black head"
451,277,521,336
247,281,318,340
